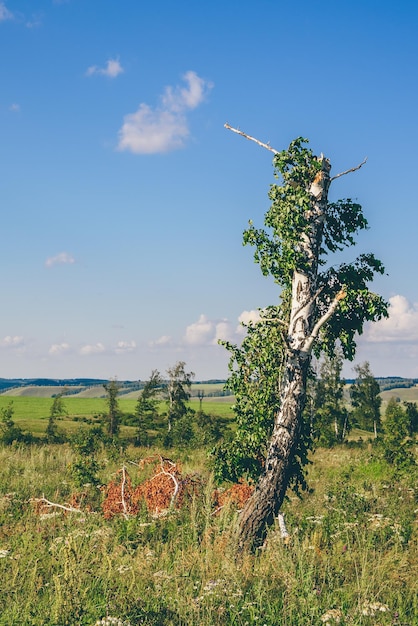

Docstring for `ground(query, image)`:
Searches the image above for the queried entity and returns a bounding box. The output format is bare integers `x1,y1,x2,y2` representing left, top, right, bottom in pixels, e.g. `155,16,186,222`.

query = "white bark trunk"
238,157,336,551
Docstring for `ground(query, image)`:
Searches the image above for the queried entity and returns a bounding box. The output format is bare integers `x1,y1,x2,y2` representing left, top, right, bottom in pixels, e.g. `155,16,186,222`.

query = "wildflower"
0,549,10,558
203,579,220,592
368,514,390,529
153,570,172,580
94,618,132,626
39,511,61,520
306,515,324,524
320,608,343,623
361,601,389,616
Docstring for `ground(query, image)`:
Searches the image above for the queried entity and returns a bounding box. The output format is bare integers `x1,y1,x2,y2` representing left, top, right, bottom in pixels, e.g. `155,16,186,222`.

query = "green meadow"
0,441,417,625
0,385,417,625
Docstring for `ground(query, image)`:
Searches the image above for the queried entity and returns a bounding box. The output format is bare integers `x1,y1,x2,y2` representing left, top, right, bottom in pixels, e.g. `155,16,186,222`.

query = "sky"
1,0,418,381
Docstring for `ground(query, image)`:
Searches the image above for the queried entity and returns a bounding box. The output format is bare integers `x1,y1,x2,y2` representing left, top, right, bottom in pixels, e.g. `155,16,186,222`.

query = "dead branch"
151,458,180,509
120,465,129,519
330,157,367,181
31,496,84,514
224,123,279,154
277,513,289,539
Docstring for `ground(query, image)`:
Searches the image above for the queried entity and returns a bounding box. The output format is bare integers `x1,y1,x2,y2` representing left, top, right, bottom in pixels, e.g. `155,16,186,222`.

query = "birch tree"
166,361,194,432
224,126,388,551
312,350,349,445
349,361,382,438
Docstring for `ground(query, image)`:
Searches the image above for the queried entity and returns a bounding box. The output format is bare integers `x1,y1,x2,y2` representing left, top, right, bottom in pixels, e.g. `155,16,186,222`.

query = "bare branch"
120,465,129,519
147,457,180,510
277,513,290,540
31,496,84,514
330,158,367,182
224,123,279,154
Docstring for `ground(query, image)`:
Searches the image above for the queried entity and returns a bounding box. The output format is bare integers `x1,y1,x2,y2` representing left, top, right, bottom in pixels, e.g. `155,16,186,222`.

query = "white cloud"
86,58,124,79
49,343,70,356
149,310,262,353
366,295,418,343
117,71,213,154
183,310,261,347
162,70,209,112
0,3,13,21
149,335,172,347
45,252,75,268
9,103,20,112
26,17,42,29
236,309,262,335
215,320,235,343
80,342,106,356
0,335,24,349
114,340,136,354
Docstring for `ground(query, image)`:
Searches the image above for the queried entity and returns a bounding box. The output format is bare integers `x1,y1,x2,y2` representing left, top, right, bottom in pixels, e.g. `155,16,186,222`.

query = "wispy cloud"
49,343,71,356
9,103,20,112
0,2,13,21
86,58,124,79
45,252,75,268
117,70,213,154
25,16,42,29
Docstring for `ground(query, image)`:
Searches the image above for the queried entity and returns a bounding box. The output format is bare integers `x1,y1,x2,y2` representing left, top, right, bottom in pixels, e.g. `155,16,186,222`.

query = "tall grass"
0,443,416,625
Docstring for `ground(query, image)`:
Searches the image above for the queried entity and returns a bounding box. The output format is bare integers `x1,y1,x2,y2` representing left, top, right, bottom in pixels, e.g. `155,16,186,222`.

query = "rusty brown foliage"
101,468,139,519
213,480,254,512
101,457,203,519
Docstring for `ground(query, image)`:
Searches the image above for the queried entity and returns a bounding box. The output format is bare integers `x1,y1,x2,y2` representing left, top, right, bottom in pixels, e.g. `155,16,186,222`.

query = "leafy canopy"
244,137,387,359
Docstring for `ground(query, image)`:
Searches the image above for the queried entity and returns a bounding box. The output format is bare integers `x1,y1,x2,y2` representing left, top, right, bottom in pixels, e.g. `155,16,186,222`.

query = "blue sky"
1,0,418,381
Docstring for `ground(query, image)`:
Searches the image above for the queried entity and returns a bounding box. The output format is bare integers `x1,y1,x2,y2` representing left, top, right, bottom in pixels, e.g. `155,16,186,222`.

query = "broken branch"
224,123,279,154
31,496,84,514
330,158,367,181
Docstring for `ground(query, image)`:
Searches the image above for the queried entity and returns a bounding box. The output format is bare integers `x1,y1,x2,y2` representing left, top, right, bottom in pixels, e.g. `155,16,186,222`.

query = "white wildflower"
0,549,11,558
39,511,61,520
94,618,132,626
306,515,324,524
320,608,343,623
361,601,389,616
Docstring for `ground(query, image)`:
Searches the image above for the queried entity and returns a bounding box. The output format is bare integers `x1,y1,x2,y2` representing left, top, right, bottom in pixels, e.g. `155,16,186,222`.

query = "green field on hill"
0,395,234,436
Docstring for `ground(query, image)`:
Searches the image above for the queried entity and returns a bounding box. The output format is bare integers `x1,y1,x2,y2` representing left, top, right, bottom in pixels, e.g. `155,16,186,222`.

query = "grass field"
0,383,417,624
0,441,416,625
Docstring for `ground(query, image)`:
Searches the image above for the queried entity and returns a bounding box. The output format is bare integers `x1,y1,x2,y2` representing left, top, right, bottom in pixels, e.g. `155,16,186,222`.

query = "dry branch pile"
101,456,202,519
